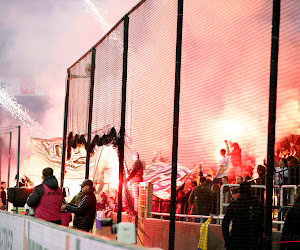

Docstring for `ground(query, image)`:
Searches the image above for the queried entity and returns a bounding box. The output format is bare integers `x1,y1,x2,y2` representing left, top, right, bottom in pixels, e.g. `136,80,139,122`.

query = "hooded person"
26,167,63,224
222,181,264,250
280,186,300,250
62,179,96,232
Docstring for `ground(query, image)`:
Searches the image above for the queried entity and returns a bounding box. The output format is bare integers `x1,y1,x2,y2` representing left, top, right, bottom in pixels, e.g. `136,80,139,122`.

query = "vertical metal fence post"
117,15,129,224
7,132,12,189
0,137,2,183
265,0,281,248
85,48,96,180
7,132,12,211
16,126,21,188
169,0,184,249
61,70,71,188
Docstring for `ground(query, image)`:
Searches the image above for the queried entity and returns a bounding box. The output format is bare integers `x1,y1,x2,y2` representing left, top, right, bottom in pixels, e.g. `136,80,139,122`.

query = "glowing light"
78,144,86,155
224,120,243,140
0,87,43,135
106,145,119,189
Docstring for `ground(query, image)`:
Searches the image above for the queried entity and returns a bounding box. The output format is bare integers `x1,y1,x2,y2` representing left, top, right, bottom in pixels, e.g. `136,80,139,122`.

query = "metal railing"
150,212,285,230
150,212,224,224
219,184,266,214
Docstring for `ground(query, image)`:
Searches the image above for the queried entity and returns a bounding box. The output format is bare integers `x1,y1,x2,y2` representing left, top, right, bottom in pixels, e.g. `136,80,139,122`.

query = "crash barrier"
220,184,266,214
277,206,291,231
0,210,148,250
150,212,284,228
143,217,283,250
278,185,298,206
151,212,222,223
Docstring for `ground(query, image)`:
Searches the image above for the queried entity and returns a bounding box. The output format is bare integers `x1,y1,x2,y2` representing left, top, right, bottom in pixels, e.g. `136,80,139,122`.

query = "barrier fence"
61,0,300,249
0,211,145,250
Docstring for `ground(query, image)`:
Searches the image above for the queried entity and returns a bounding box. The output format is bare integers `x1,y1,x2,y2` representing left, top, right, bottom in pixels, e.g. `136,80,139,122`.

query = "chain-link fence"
62,0,300,249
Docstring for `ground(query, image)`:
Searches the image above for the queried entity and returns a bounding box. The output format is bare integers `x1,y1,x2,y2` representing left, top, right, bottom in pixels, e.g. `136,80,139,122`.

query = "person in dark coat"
1,182,7,208
188,176,213,222
62,179,96,232
211,184,220,215
127,152,143,212
222,181,264,250
26,167,63,224
280,186,300,250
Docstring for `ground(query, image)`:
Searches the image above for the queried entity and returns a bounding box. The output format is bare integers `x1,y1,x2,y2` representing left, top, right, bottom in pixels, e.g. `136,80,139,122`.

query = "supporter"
211,184,220,215
1,182,7,208
15,175,25,187
275,158,289,205
176,190,187,220
188,176,213,222
185,180,197,200
230,141,242,180
286,156,299,167
210,140,230,188
255,165,266,202
236,176,243,184
245,175,256,186
26,167,63,224
70,187,83,206
184,180,197,214
256,165,266,185
245,175,252,182
127,152,143,212
222,182,264,250
108,197,117,212
279,158,289,185
232,176,243,199
205,179,212,188
62,179,96,232
287,156,300,185
280,186,300,250
221,176,232,211
97,192,108,210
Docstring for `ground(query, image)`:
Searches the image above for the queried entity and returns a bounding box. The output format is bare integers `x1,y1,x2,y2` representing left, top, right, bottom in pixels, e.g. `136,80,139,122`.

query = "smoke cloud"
0,0,140,182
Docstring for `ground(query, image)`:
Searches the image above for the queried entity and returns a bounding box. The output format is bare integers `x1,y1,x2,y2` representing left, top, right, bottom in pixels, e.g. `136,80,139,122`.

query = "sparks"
82,0,134,55
83,0,112,32
0,87,43,135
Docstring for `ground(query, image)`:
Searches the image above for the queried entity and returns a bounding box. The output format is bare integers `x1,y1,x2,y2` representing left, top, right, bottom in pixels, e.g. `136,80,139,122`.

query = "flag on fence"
197,217,212,250
143,161,192,199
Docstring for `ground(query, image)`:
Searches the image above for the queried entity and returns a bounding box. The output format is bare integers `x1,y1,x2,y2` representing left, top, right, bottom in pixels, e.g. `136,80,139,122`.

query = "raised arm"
225,140,230,156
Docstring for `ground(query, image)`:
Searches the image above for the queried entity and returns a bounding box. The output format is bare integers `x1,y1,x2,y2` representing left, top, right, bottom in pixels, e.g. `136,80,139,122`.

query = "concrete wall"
109,213,283,249
142,218,282,250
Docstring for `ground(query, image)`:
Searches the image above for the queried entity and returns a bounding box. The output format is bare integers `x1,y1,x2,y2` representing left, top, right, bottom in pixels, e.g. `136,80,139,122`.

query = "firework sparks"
0,87,43,135
83,0,112,32
82,0,134,55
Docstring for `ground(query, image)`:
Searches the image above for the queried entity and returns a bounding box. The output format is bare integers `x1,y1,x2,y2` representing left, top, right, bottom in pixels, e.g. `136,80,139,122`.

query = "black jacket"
222,194,264,250
1,188,6,206
26,175,59,207
188,184,213,215
281,196,300,250
66,188,96,231
127,159,143,183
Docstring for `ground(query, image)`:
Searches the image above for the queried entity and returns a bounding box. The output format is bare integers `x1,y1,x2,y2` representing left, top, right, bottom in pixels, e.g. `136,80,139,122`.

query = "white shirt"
216,156,230,178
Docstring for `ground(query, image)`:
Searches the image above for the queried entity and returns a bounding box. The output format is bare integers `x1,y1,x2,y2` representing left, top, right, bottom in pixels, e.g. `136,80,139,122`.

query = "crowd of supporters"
152,139,300,217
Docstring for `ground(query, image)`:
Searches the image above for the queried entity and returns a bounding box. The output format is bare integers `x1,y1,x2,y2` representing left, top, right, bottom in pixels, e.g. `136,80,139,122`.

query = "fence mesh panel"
64,0,300,249
125,0,177,180
68,52,92,137
276,0,300,157
124,0,177,246
92,22,124,138
179,0,273,180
